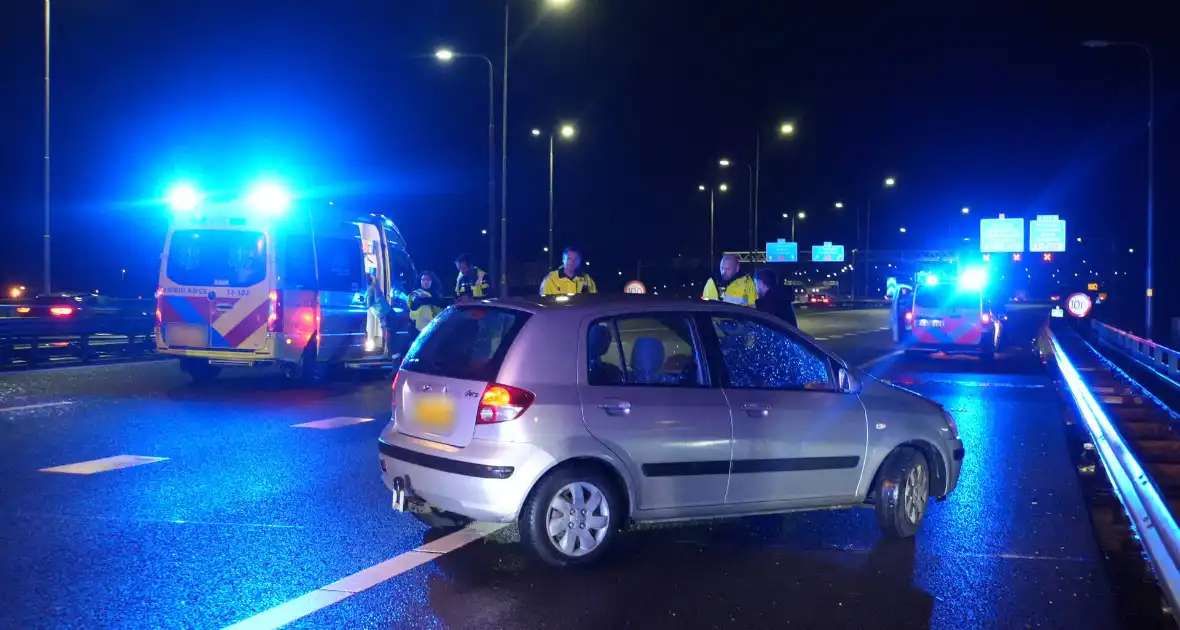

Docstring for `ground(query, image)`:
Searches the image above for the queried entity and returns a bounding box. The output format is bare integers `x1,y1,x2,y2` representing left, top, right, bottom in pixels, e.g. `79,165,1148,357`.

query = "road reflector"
40,455,168,475
291,417,376,430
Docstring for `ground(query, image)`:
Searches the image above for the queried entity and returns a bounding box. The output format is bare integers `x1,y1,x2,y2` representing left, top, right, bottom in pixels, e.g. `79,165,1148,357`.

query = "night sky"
0,1,1174,323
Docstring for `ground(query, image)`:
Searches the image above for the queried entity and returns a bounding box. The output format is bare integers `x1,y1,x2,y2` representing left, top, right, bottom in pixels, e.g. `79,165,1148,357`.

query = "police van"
902,268,1000,359
155,182,418,382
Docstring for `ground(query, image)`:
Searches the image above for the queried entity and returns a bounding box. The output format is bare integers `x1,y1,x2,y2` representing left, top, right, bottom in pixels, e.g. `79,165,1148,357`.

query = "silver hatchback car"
378,295,964,566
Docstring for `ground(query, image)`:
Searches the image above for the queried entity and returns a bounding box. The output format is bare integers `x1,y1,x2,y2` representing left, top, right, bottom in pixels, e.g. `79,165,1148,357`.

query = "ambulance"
155,182,418,382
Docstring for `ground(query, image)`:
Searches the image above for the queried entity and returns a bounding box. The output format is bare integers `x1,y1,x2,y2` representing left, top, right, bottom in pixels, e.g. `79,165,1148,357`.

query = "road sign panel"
811,241,845,262
765,239,798,262
1066,292,1092,318
1029,215,1066,252
623,280,646,294
980,218,1025,253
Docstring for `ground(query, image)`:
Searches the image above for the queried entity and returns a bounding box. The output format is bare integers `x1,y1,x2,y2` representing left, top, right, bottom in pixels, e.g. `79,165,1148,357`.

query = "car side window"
586,315,703,387
709,315,832,391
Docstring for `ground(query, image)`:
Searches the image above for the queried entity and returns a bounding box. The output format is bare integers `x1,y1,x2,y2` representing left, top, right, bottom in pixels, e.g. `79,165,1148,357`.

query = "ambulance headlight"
246,182,290,216
166,183,204,212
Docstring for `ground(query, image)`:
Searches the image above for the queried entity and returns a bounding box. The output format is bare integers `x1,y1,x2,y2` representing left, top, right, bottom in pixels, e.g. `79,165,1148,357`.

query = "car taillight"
50,306,74,317
391,371,401,408
267,290,282,332
477,383,536,425
16,307,31,314
980,313,991,324
904,311,913,321
155,287,163,325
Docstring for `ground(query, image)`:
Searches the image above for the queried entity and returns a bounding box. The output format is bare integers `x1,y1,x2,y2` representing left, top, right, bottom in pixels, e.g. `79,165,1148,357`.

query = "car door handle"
741,402,771,417
598,401,631,416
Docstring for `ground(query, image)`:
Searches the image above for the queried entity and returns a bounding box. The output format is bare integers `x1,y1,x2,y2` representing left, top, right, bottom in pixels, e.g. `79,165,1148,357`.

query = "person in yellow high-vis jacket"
454,253,492,301
540,246,597,296
701,254,758,306
406,271,445,331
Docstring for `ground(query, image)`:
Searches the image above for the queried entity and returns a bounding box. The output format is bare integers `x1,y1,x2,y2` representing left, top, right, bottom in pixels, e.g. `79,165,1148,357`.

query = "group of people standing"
367,248,795,349
701,253,797,326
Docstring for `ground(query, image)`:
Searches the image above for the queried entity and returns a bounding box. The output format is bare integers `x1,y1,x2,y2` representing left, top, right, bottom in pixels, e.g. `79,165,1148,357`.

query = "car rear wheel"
874,447,930,539
519,467,620,568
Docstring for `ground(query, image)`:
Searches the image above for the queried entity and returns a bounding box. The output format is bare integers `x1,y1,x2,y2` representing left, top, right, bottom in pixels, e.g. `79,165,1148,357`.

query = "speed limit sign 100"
1066,292,1093,318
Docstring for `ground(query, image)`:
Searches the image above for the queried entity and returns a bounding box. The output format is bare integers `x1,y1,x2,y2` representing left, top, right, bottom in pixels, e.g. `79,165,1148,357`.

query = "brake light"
267,290,282,332
391,371,401,408
980,313,991,324
477,383,536,424
50,306,74,317
904,311,913,321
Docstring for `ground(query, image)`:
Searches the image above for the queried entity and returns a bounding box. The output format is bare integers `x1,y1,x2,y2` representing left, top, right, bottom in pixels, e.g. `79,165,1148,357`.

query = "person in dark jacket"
754,268,798,327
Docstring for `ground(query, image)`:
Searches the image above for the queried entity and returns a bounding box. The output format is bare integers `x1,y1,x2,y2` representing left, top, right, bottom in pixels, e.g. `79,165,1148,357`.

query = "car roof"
455,293,753,317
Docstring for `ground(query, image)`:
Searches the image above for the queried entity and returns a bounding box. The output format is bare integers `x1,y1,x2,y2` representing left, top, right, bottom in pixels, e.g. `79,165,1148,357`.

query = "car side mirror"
838,367,862,394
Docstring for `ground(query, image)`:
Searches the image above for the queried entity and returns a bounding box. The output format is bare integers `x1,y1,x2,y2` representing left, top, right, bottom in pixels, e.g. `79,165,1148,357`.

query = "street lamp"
719,157,755,252
533,122,577,268
700,184,728,263
496,0,576,296
884,177,896,187
899,227,907,233
750,120,798,249
434,46,496,287
1083,39,1155,338
834,201,844,209
961,207,970,214
787,211,805,241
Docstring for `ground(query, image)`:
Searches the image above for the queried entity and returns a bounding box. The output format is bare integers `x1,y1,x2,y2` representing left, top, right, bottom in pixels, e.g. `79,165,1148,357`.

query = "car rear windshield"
915,286,980,311
166,229,268,288
401,306,530,382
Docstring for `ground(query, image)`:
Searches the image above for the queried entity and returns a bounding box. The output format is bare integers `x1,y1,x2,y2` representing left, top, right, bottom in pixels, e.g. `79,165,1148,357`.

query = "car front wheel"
519,467,620,567
874,447,931,538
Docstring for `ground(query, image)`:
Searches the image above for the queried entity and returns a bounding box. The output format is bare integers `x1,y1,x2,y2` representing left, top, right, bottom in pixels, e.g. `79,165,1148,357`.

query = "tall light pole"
785,211,805,241
533,124,575,269
498,0,575,297
753,122,796,250
700,183,728,263
1083,39,1154,338
719,158,754,252
435,48,496,282
43,0,52,294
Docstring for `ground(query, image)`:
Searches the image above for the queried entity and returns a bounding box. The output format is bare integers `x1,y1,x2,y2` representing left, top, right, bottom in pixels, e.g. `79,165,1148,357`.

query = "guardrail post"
79,333,90,363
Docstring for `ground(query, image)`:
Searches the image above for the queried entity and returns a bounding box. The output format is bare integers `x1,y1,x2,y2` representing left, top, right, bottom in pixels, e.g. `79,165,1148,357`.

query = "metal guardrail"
1048,324,1180,623
0,300,156,369
1093,320,1180,388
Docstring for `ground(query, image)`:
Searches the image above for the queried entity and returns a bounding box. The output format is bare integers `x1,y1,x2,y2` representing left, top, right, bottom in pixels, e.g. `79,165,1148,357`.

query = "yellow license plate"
414,395,455,430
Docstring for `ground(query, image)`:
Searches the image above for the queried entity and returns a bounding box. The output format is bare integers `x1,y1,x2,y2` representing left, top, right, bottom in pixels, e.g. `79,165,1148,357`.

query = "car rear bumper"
377,425,556,523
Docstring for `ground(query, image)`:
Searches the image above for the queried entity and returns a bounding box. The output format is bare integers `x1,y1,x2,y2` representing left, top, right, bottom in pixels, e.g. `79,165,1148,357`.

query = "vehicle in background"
155,183,418,382
7,293,151,319
904,270,999,359
378,295,964,567
808,293,833,306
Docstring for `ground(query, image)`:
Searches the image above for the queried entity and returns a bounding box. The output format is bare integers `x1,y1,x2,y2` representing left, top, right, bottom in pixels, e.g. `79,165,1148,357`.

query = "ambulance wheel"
181,358,220,383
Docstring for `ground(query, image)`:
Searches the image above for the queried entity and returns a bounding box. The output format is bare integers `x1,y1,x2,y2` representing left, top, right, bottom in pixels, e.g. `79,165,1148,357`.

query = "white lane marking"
814,336,831,341
828,334,845,339
292,417,376,430
39,455,168,475
857,349,904,372
222,522,507,630
13,512,305,530
0,401,75,414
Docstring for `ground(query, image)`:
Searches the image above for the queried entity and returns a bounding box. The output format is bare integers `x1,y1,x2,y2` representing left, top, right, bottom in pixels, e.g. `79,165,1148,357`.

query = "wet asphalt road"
0,307,1121,629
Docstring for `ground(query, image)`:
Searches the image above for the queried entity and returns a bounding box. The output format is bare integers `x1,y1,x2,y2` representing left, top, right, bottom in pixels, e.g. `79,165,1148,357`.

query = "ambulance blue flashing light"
959,267,988,291
167,183,203,212
924,274,939,286
246,182,291,216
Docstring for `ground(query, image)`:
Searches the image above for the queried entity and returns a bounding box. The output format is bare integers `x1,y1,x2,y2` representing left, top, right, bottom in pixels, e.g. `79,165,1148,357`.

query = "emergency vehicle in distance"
155,181,418,382
901,268,1000,360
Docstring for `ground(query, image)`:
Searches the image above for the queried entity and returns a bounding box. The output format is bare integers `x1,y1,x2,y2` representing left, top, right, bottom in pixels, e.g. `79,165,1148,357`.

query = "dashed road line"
222,522,507,630
39,455,168,475
0,401,75,414
292,417,376,430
